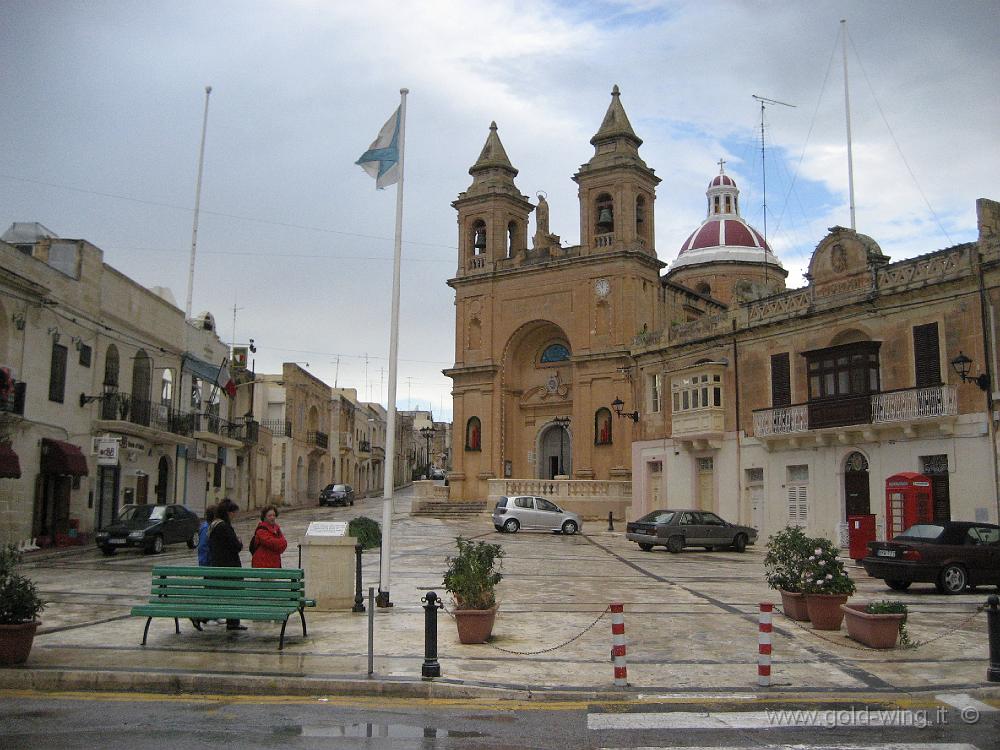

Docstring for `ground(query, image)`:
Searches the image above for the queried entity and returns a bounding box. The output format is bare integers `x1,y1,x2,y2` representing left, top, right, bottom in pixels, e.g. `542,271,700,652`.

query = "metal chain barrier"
442,602,611,656
773,602,988,653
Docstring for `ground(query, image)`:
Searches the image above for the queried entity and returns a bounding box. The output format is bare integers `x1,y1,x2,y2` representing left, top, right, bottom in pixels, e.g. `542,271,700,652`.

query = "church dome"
670,163,783,271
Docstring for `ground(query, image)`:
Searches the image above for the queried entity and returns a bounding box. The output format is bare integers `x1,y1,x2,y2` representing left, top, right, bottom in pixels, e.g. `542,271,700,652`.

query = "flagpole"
186,85,213,320
377,87,408,608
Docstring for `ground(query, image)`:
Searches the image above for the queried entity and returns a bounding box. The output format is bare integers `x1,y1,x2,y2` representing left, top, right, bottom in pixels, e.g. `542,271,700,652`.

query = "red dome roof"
710,174,736,188
680,218,770,254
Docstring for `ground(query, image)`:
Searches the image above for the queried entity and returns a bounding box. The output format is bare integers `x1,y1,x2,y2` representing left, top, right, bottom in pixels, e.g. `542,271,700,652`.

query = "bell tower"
573,85,660,256
452,122,534,276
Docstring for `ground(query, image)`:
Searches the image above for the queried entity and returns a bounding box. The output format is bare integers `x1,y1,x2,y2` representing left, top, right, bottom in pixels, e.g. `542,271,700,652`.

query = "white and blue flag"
356,107,401,189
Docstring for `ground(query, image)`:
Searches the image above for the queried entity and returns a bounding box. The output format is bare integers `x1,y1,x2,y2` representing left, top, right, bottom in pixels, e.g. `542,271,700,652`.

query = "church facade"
446,86,1000,544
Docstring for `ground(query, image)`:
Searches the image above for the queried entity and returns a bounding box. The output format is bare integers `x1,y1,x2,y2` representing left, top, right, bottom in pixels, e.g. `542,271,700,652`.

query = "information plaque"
305,521,348,537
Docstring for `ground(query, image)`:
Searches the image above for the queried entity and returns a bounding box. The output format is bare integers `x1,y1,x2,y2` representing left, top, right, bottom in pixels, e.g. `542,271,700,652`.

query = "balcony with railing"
307,430,328,450
228,416,259,445
92,392,193,442
260,418,292,437
358,439,371,454
752,384,958,442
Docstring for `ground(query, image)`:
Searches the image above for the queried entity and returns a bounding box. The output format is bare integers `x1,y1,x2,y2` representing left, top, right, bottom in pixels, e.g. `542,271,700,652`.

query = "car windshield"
638,510,675,524
118,505,165,522
896,524,945,541
332,485,348,492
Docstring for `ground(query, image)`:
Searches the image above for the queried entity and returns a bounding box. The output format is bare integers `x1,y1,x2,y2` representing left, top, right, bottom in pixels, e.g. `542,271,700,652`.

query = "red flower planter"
453,606,498,644
779,590,810,621
805,594,849,630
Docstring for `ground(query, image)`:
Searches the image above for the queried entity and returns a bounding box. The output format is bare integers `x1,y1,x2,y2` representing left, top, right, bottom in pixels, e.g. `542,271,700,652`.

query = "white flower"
826,574,833,580
814,548,822,555
818,560,826,566
808,556,815,561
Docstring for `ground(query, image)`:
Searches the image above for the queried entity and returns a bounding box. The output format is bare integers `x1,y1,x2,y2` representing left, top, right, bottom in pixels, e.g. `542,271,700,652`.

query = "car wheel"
638,543,653,552
937,564,967,594
350,500,354,506
187,531,199,549
503,518,520,533
561,520,578,535
145,535,164,555
666,535,684,554
732,534,748,553
886,579,911,591
100,545,116,556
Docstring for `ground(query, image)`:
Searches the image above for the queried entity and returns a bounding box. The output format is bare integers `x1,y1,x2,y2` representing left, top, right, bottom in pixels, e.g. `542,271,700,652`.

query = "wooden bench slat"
151,566,304,580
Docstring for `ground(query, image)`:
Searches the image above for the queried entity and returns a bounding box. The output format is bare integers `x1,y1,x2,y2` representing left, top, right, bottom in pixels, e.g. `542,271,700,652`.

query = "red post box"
848,514,877,563
885,472,933,540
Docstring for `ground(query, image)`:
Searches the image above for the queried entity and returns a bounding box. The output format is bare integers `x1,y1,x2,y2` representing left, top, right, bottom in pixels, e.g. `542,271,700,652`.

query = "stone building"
0,225,247,546
446,86,1000,541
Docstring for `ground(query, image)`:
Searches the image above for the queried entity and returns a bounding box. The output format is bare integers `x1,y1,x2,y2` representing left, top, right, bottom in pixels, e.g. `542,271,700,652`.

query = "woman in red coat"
250,505,287,568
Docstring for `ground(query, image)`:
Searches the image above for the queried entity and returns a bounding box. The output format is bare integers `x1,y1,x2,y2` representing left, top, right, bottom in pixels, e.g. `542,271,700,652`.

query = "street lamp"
420,425,435,478
611,396,639,422
950,352,991,392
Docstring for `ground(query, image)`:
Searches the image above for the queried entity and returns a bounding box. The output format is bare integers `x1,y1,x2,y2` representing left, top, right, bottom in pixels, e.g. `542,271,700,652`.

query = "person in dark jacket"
208,498,245,630
197,506,215,566
250,505,288,569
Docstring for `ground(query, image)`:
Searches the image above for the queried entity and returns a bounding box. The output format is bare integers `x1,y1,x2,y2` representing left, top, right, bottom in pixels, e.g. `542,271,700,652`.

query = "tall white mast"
185,85,213,319
378,87,408,608
841,19,857,230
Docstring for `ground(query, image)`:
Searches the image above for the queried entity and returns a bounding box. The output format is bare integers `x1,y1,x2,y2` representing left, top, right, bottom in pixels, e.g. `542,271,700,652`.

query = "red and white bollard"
758,601,773,687
611,602,628,687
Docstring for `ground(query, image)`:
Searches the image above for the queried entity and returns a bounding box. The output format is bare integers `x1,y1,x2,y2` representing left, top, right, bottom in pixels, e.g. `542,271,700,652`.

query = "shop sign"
195,441,219,462
94,437,120,466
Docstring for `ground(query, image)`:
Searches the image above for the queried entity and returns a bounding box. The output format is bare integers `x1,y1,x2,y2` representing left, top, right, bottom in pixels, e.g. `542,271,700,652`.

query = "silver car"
492,495,582,535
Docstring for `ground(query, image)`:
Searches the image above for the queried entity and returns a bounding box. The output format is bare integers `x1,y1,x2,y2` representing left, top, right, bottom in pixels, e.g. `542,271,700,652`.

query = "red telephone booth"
885,472,933,539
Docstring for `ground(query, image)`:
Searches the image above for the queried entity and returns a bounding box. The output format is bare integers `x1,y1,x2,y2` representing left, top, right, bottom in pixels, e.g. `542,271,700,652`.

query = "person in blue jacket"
197,506,215,566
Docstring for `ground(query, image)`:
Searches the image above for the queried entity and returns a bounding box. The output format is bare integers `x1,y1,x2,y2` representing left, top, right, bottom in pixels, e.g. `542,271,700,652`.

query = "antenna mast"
751,94,795,290
841,19,857,230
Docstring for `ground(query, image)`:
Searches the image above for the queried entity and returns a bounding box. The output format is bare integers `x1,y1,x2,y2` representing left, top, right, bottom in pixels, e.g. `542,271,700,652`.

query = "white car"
492,495,582,535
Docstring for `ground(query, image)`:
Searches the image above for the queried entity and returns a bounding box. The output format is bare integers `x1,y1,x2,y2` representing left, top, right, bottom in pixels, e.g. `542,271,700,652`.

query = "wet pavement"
3,485,998,702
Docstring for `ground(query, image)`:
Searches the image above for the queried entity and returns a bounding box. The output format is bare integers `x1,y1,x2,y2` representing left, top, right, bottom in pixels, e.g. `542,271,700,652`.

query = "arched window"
724,195,732,213
507,221,517,258
595,193,614,233
696,282,712,297
131,349,151,426
540,343,570,363
465,417,482,451
635,195,646,235
471,220,487,256
594,408,612,445
713,195,721,214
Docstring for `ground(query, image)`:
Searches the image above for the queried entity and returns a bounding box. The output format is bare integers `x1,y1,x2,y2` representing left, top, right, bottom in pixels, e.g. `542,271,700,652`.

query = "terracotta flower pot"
841,603,905,649
779,589,810,621
453,606,497,644
0,621,40,666
805,593,849,630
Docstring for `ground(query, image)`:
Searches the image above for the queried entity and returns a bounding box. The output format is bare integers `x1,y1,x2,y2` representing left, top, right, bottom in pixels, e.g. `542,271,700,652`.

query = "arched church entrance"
538,421,572,479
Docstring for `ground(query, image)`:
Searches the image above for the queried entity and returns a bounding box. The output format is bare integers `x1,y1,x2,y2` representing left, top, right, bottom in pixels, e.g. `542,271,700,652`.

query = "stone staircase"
410,500,490,518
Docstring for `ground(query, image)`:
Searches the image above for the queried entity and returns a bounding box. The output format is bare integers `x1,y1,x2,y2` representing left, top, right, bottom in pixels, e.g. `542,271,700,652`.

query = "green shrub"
443,536,504,610
799,537,856,596
348,516,382,550
866,599,912,646
0,544,44,624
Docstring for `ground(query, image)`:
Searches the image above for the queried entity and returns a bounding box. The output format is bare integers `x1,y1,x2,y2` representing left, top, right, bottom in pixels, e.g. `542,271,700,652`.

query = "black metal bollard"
988,595,1000,683
608,511,614,531
421,591,444,679
353,544,366,613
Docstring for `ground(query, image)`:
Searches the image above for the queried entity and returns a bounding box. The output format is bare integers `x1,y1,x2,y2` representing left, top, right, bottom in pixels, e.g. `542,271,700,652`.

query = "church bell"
473,229,487,250
597,207,613,229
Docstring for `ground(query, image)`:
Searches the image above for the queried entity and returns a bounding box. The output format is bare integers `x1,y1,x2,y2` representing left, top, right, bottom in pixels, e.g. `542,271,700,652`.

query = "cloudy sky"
2,1,997,421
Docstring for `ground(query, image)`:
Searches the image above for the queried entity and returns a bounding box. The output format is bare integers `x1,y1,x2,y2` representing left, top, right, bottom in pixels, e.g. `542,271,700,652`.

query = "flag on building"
216,360,237,398
355,107,402,189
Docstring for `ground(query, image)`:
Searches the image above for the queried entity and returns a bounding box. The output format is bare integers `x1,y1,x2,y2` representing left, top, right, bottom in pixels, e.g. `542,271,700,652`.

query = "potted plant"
763,526,812,621
442,536,505,644
800,537,856,630
0,544,45,665
841,600,911,649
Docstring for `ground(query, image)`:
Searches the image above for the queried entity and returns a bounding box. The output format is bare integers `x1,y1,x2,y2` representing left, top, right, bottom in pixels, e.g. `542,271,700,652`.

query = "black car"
319,483,355,507
862,521,1000,593
95,504,200,555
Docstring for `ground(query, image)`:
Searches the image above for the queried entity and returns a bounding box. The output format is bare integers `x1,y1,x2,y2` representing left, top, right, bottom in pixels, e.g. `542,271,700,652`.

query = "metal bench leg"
174,617,180,634
299,606,307,637
279,616,288,650
142,617,152,646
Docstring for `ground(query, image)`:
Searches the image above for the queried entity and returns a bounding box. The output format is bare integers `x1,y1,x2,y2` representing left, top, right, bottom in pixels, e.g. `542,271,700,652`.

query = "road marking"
936,693,998,713
595,746,979,750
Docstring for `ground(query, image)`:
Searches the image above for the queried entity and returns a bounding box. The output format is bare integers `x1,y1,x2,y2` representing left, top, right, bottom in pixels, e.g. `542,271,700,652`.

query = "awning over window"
40,438,89,476
0,443,20,479
183,353,224,383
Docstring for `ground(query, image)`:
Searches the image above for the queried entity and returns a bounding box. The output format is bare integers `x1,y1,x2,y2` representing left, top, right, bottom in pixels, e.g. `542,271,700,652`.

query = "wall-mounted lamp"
950,351,991,392
611,396,639,423
80,384,118,408
248,338,257,354
47,326,60,344
12,313,25,331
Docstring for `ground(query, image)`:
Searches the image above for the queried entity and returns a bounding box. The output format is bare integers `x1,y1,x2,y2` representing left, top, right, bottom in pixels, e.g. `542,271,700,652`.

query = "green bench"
131,566,316,650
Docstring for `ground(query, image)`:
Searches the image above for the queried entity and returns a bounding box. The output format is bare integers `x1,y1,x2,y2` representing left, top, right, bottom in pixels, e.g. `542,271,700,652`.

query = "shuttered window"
786,464,808,524
913,323,941,388
771,352,791,406
48,342,68,403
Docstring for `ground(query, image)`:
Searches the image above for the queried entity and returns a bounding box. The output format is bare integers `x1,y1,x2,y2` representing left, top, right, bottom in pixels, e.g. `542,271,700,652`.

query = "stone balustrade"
486,478,632,520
